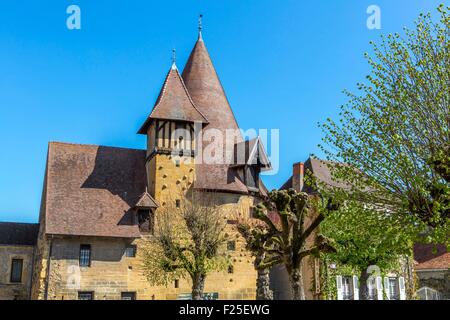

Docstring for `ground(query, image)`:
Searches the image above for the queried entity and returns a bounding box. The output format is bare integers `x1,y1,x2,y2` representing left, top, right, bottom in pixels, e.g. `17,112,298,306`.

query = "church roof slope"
138,64,208,134
43,142,146,238
182,36,259,194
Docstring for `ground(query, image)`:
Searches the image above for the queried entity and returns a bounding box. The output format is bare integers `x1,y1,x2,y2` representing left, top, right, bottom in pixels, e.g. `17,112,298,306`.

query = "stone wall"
40,231,256,300
0,245,34,300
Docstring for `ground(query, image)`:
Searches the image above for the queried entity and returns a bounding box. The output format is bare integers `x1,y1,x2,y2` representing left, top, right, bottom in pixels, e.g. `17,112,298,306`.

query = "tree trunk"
255,251,273,300
256,268,273,300
288,264,306,300
191,273,205,300
359,268,370,300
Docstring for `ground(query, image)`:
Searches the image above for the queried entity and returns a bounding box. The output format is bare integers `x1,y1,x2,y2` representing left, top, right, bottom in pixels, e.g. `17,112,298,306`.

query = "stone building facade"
0,223,39,300
0,29,271,300
414,244,450,300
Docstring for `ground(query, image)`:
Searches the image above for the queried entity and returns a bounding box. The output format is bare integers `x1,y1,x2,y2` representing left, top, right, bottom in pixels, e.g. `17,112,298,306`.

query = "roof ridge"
148,66,173,119
49,141,145,152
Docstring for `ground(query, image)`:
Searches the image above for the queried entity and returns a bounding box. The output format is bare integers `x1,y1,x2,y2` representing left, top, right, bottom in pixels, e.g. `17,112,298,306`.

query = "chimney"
292,162,304,192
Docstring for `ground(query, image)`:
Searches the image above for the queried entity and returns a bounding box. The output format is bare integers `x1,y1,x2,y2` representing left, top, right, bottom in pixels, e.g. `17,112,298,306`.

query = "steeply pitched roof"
138,64,208,134
182,37,240,133
182,36,259,193
233,137,272,171
414,243,450,270
43,142,146,238
0,222,39,245
134,191,159,209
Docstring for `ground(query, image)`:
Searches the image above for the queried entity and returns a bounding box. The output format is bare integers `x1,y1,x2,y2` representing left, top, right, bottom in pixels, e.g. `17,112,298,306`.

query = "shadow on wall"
81,146,147,227
50,238,134,263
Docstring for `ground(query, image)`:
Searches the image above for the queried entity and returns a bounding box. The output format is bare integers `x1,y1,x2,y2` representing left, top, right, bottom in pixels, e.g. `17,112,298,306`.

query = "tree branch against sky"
319,5,450,245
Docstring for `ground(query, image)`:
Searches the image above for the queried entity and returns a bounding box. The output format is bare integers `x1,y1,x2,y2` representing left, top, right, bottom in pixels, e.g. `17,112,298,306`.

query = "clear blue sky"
0,0,447,223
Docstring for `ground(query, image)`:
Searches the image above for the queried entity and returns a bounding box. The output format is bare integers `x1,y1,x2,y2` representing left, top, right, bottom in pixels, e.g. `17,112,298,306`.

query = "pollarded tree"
251,189,338,300
236,218,274,300
319,5,450,245
142,193,228,300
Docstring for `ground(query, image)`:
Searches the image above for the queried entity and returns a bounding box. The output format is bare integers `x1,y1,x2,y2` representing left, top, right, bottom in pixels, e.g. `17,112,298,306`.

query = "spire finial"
171,48,177,69
198,14,203,39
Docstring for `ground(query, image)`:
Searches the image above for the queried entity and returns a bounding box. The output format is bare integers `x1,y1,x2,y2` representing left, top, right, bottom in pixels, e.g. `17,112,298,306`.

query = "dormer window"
138,209,154,234
134,191,159,234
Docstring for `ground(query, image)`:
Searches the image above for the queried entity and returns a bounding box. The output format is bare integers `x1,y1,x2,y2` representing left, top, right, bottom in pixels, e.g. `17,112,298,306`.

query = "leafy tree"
320,196,415,299
142,193,228,300
319,5,450,245
250,189,338,300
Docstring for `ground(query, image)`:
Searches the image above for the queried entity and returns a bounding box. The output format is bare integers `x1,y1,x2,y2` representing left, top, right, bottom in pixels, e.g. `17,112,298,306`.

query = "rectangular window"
78,292,94,300
175,160,180,167
10,259,23,283
175,199,181,208
79,244,91,267
388,277,399,300
227,241,236,251
367,277,376,300
121,292,136,300
125,245,137,258
342,276,352,300
174,279,179,289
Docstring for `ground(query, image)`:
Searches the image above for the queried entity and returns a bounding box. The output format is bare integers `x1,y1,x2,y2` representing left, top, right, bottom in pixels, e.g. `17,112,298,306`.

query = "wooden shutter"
336,276,343,300
399,276,406,300
383,277,390,300
352,275,359,300
376,276,383,300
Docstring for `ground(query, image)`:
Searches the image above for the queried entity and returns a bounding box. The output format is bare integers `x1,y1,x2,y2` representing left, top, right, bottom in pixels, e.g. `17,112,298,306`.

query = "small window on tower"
227,241,236,251
176,199,181,208
175,159,180,167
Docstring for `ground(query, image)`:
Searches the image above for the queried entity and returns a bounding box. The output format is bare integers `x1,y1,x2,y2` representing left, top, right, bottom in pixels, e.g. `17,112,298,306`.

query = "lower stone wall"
43,234,256,300
0,245,34,300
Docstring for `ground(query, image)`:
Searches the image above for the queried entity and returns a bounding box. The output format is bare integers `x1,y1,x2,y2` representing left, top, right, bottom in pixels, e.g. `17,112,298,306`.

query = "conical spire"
138,63,208,134
182,34,249,195
181,35,241,134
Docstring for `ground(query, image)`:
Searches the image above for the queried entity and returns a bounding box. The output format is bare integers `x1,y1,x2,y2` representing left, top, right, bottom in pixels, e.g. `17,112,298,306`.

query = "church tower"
138,61,208,205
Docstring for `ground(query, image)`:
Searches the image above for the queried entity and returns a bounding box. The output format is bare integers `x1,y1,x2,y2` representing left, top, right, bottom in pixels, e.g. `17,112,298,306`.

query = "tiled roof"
280,157,351,192
182,36,248,194
0,222,39,245
138,64,208,134
134,191,159,209
414,243,450,270
43,142,146,238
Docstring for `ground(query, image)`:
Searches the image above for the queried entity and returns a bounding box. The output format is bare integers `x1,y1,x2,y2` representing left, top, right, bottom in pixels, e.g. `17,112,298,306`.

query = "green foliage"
319,5,450,245
320,197,414,271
